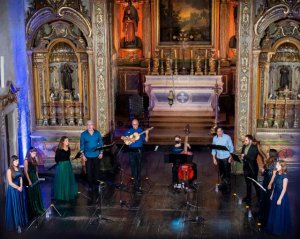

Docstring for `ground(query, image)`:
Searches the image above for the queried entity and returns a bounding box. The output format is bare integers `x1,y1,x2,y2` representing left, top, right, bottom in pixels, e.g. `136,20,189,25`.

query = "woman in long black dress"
266,159,292,236
5,155,28,232
258,148,278,228
24,147,45,218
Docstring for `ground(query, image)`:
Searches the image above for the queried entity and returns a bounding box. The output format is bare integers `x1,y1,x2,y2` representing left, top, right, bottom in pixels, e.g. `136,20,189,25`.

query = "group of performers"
4,121,291,236
212,126,291,236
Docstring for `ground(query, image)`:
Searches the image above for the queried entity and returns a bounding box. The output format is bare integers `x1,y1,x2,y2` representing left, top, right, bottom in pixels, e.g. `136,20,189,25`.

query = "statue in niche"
279,66,289,90
121,0,142,49
61,63,73,91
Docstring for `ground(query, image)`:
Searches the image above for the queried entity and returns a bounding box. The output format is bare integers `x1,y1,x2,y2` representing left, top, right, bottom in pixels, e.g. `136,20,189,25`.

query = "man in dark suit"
241,134,260,204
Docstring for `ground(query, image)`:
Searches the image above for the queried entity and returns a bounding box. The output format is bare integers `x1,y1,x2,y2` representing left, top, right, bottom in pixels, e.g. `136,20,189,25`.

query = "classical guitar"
121,127,154,145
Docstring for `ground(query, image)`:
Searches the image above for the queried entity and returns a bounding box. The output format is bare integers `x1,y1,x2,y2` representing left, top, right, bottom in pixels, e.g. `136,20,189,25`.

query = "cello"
178,124,195,182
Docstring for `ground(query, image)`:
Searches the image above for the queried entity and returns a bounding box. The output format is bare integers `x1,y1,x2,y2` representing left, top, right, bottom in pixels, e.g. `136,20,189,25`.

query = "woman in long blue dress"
258,148,278,228
266,159,292,236
24,147,45,218
53,136,78,201
5,155,28,232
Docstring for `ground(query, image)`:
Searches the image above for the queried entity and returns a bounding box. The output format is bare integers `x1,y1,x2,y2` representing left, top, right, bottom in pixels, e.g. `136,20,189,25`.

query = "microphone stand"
114,143,132,208
184,182,205,224
88,181,113,225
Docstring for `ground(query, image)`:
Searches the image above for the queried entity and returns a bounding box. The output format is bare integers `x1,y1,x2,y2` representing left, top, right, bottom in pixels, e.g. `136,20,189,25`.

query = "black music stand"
206,144,229,151
164,153,193,164
231,153,242,163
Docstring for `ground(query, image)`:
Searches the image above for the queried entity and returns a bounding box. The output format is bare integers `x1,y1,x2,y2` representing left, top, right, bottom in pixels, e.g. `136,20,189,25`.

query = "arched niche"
29,21,91,128
257,37,300,129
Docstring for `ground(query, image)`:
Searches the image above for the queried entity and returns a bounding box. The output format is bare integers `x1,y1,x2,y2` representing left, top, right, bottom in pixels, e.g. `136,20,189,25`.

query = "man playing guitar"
121,119,150,195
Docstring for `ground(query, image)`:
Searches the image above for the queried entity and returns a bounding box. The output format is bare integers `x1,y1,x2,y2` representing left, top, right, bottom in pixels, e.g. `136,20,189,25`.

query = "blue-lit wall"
6,0,30,163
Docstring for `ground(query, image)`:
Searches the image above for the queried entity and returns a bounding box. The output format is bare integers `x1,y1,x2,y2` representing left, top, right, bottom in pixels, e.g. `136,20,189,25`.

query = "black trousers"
86,156,100,189
244,168,260,201
129,150,142,191
217,158,231,190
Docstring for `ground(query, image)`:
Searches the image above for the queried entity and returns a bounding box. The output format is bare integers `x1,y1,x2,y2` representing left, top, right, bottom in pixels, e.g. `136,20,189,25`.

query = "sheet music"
247,177,266,192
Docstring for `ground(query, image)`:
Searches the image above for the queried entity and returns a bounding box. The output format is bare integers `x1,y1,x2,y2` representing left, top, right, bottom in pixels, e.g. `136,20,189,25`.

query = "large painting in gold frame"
155,0,216,47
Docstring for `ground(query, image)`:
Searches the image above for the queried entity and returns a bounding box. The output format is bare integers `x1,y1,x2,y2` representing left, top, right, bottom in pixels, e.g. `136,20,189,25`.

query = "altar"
144,75,223,112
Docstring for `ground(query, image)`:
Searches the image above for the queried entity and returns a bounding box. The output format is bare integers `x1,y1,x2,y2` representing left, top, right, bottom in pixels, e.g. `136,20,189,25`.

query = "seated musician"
170,135,197,189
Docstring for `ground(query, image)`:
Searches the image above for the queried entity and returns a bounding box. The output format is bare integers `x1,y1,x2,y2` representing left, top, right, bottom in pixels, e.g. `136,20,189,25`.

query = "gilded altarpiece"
236,1,300,169
25,0,113,167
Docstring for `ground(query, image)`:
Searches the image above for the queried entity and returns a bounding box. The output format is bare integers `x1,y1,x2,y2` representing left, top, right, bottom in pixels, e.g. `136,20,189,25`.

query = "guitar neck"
138,127,154,136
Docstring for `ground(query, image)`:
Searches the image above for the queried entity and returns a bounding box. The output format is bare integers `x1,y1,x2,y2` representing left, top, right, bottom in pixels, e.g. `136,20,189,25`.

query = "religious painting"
157,0,213,45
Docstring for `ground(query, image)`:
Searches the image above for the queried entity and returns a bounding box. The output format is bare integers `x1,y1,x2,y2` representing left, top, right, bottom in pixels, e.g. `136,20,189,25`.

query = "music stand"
165,153,193,164
231,153,242,163
206,144,229,151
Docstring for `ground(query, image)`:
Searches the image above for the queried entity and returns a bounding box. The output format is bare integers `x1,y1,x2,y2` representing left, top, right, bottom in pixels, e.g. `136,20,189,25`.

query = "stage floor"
3,146,300,239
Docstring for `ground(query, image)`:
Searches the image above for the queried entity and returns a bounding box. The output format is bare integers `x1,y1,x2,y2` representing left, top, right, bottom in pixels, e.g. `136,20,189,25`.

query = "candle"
205,49,208,58
190,49,193,59
0,56,4,88
161,49,164,58
148,51,151,59
174,49,177,59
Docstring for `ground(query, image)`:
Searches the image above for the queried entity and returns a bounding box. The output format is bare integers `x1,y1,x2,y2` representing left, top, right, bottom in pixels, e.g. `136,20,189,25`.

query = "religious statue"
122,0,139,47
209,51,216,75
279,66,289,90
61,63,73,91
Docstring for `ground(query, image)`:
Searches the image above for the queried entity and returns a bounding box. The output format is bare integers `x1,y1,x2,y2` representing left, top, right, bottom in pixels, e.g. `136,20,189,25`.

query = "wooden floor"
2,146,300,239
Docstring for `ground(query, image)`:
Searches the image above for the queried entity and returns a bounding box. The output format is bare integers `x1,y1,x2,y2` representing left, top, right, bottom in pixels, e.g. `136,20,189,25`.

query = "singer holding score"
80,120,104,195
211,127,234,194
121,119,149,195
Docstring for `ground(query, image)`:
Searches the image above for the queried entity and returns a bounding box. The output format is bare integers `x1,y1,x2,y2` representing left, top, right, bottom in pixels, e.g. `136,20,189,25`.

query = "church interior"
0,0,300,238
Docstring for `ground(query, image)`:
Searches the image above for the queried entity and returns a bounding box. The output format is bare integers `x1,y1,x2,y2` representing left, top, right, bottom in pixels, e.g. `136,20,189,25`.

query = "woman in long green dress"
24,147,45,218
53,136,78,201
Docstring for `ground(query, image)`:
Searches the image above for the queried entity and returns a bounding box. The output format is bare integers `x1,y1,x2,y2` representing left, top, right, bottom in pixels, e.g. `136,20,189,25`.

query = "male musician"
211,127,234,194
80,120,104,193
123,119,149,194
170,135,193,188
241,134,260,204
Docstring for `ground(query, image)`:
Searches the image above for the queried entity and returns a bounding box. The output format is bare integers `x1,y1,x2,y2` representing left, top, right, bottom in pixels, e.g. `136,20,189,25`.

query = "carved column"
92,0,112,135
251,49,261,134
235,1,253,149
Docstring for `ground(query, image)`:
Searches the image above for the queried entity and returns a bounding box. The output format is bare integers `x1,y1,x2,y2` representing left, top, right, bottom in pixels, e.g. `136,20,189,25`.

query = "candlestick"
0,56,4,88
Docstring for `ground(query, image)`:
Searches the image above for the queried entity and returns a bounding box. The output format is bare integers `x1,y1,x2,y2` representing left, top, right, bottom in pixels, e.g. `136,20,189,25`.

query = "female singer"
24,147,45,218
5,155,28,232
259,148,278,227
53,136,78,201
266,159,292,236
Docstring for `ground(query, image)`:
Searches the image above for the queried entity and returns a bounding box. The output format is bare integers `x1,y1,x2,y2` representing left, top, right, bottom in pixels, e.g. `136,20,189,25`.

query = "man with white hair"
80,120,104,195
122,119,149,195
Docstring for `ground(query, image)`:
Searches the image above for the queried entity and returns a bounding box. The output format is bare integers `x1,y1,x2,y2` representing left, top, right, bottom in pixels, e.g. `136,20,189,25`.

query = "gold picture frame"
154,0,216,47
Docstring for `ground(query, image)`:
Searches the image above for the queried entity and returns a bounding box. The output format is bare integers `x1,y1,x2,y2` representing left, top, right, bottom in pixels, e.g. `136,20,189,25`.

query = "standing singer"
211,127,234,194
80,120,104,195
121,119,149,195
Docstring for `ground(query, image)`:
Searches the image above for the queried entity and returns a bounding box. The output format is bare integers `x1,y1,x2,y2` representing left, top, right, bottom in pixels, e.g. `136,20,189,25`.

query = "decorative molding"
93,0,109,134
235,1,253,149
26,7,92,49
